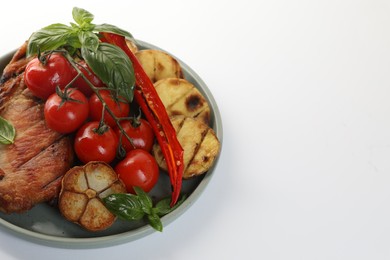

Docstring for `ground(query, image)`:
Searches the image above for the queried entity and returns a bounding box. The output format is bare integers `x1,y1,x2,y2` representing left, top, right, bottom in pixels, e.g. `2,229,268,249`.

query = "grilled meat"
0,43,73,213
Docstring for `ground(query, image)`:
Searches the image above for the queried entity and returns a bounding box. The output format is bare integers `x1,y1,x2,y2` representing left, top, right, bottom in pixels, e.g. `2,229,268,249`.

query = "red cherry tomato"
24,53,76,99
44,88,89,134
72,60,104,96
115,118,155,152
89,90,130,127
74,121,119,164
115,149,159,193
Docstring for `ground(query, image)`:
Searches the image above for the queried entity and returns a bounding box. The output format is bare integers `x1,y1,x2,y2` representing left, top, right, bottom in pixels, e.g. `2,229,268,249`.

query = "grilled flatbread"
153,116,220,179
154,78,210,124
135,49,183,82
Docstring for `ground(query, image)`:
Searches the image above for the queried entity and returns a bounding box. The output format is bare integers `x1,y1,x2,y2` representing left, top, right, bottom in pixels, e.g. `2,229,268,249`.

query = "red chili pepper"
101,33,184,206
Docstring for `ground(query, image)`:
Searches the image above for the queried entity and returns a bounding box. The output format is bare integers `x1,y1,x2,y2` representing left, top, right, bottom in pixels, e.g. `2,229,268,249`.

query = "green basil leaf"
66,33,83,50
147,212,163,232
134,187,153,214
155,194,187,216
72,7,94,26
78,31,99,52
103,193,144,221
93,23,133,39
82,42,135,102
27,23,74,56
70,22,79,29
154,197,171,215
0,116,15,145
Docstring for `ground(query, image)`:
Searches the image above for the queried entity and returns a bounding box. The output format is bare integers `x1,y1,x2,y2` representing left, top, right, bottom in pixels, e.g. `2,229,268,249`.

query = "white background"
1,0,390,259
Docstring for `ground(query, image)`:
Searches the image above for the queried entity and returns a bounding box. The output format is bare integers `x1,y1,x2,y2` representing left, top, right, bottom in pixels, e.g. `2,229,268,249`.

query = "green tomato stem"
61,50,137,152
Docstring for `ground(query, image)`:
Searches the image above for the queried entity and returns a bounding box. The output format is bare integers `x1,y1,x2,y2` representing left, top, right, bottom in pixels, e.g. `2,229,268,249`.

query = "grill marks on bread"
153,116,220,179
154,78,210,124
135,49,183,83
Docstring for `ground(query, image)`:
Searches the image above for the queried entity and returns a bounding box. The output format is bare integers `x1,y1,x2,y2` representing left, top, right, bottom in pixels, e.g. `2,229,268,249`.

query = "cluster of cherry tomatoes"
24,52,159,194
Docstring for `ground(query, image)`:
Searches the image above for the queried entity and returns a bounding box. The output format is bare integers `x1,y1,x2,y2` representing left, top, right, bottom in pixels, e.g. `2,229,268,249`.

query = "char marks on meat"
0,43,73,213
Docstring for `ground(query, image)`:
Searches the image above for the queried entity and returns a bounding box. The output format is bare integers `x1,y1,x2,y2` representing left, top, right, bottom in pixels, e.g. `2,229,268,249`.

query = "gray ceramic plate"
0,40,222,248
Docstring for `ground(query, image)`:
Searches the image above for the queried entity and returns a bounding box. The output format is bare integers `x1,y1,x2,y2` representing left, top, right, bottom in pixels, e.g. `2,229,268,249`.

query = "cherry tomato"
115,118,155,152
44,88,89,134
89,90,130,127
24,53,76,99
74,121,119,164
115,149,159,193
72,60,104,96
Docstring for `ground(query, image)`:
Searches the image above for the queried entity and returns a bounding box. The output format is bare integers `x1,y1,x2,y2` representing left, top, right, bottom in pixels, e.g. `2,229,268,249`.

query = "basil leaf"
154,197,172,215
155,195,187,216
82,43,135,102
134,187,153,214
78,31,99,52
72,7,94,26
66,33,83,51
27,23,74,56
0,116,15,145
94,23,133,39
103,193,144,221
147,212,163,232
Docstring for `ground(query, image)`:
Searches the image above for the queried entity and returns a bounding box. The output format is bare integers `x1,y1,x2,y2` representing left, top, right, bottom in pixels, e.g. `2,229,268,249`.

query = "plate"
0,40,223,248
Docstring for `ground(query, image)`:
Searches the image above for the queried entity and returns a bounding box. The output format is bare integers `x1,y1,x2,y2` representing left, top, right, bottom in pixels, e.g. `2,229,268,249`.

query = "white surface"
1,0,390,259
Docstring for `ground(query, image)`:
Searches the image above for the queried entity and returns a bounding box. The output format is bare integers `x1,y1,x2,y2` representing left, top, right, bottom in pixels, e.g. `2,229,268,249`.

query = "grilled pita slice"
153,116,220,179
135,49,183,83
154,78,210,124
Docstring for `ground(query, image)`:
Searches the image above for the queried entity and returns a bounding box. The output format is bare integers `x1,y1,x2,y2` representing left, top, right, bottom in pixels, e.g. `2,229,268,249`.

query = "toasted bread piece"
153,116,220,179
154,78,210,124
58,161,126,232
135,49,183,82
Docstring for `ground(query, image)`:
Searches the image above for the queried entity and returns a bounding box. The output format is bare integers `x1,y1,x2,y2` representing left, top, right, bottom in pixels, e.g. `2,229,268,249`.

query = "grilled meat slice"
0,43,73,213
0,41,32,84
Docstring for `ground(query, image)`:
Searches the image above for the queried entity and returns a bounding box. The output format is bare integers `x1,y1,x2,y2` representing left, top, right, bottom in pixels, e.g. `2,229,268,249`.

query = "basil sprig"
0,116,15,145
26,7,135,102
103,187,186,232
